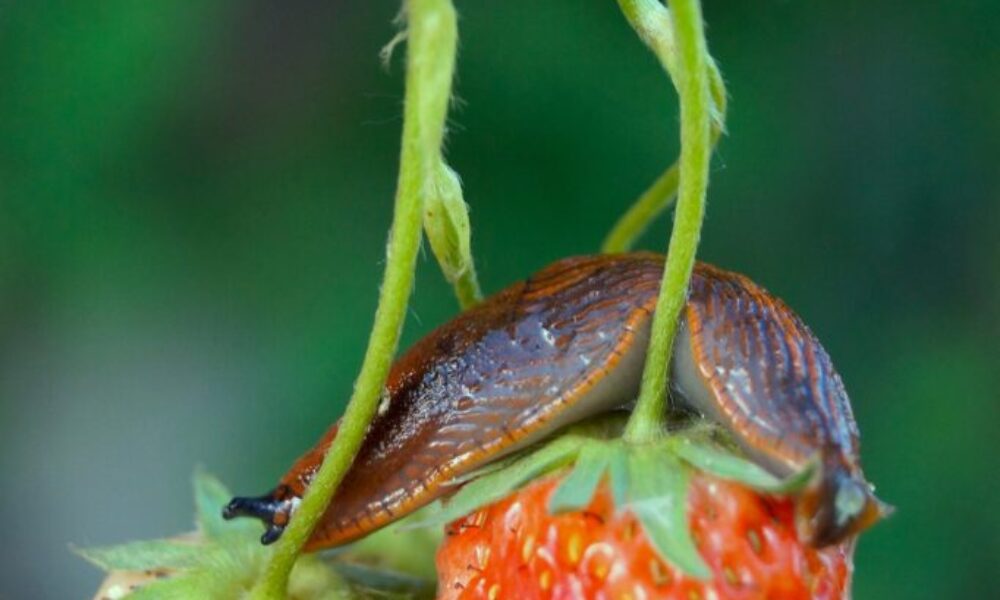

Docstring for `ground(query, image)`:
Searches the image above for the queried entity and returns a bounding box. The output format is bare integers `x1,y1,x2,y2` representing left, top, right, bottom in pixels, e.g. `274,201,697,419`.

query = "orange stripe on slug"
224,253,885,550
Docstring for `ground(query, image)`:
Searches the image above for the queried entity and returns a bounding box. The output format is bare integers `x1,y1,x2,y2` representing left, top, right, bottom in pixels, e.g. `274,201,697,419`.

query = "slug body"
225,253,885,550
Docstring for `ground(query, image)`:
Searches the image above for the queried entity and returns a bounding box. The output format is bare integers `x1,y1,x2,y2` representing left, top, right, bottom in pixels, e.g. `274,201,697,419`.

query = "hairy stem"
452,266,482,309
601,161,679,253
250,1,458,596
625,0,714,442
603,0,726,253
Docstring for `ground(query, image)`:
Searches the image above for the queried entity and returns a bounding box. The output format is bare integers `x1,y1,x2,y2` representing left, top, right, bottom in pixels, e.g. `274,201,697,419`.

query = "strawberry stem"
250,1,463,597
603,1,726,253
602,160,681,253
622,0,717,443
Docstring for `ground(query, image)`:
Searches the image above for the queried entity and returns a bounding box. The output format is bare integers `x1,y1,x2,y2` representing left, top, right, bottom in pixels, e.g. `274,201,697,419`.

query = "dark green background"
1,1,997,598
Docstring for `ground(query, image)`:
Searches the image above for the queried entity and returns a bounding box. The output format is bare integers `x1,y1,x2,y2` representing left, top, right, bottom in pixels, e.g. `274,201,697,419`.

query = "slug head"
222,485,298,545
795,463,892,547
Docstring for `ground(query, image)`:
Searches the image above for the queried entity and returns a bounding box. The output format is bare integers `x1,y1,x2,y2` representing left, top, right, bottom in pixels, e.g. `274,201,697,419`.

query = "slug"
224,253,887,550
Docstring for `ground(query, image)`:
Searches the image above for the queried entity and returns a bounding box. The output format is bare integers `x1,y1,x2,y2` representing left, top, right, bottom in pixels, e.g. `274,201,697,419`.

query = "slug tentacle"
222,486,295,544
226,253,883,550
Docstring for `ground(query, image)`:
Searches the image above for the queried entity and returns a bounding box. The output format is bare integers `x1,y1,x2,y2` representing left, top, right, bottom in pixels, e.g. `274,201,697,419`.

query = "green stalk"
601,161,679,253
452,265,482,309
624,0,714,442
249,1,458,596
603,0,726,253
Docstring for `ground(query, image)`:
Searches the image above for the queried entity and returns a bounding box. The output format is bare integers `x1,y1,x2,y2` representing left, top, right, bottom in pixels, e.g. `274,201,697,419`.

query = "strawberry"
436,471,853,600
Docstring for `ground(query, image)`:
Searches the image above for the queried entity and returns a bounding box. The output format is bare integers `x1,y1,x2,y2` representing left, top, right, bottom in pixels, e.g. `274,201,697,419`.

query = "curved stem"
602,161,679,253
452,266,482,309
625,0,713,443
604,0,726,253
249,1,458,596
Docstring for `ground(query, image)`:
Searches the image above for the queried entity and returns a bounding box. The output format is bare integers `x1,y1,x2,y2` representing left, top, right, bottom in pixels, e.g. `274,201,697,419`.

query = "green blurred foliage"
1,1,997,598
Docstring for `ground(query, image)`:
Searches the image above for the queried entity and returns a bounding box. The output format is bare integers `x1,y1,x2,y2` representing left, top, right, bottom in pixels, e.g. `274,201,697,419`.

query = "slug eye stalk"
223,486,297,545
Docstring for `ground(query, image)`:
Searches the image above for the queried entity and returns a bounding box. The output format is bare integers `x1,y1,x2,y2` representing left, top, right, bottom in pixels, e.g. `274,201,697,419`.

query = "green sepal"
77,469,435,599
193,465,260,541
626,445,711,579
441,450,527,486
73,539,205,572
548,442,611,514
406,433,584,530
671,437,816,494
124,574,203,600
423,162,470,279
117,543,269,599
607,442,631,508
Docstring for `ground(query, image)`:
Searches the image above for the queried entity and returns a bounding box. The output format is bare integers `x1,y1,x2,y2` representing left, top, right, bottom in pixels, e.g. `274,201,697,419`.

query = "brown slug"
224,253,887,550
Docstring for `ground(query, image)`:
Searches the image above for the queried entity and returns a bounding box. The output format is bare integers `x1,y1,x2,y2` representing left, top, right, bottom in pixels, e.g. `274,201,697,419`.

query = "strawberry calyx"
413,414,817,580
436,469,853,600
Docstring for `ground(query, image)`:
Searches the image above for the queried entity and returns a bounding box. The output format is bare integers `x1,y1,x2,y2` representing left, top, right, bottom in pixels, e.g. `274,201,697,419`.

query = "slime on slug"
224,253,888,550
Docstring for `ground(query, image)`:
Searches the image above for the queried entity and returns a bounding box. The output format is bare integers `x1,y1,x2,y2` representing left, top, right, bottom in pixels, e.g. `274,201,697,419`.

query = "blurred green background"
1,1,997,598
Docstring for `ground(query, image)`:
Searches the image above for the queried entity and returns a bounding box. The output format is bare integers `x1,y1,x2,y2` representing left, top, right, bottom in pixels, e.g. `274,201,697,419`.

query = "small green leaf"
672,438,816,494
193,466,258,541
768,460,819,494
423,163,469,277
548,442,611,514
406,434,584,529
118,547,264,599
423,161,481,307
627,447,711,579
74,539,203,572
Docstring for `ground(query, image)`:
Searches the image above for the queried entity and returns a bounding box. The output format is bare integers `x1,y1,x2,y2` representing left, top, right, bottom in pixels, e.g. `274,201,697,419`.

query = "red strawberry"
436,471,853,600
